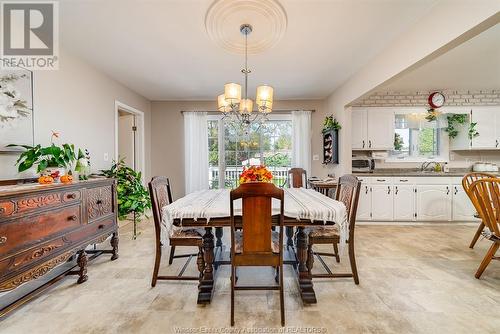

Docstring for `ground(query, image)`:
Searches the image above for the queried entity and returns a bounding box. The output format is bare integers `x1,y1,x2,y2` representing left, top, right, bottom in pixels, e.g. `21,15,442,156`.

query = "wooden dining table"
163,188,347,305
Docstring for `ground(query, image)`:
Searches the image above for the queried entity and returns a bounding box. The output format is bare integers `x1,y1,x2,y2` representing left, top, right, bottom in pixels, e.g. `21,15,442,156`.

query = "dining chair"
148,176,204,286
306,174,361,284
288,168,307,188
469,177,500,278
230,182,285,326
462,172,495,248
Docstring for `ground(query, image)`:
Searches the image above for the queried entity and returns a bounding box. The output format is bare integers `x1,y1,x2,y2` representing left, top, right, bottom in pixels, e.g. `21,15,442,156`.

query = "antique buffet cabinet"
0,178,118,315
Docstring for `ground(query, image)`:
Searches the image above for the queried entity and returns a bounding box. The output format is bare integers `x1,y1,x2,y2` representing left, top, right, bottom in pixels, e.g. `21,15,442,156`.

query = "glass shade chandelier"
217,24,274,134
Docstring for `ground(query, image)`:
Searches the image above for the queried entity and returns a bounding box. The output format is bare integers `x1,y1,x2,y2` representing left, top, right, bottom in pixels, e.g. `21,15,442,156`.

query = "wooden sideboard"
0,178,118,313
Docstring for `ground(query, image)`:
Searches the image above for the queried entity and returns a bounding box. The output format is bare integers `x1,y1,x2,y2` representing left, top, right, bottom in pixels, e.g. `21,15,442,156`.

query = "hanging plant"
445,114,467,139
425,108,441,122
468,122,479,140
322,115,341,133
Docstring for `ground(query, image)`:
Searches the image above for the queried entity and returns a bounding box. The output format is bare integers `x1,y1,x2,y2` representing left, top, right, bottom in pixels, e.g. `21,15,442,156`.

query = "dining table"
161,187,347,305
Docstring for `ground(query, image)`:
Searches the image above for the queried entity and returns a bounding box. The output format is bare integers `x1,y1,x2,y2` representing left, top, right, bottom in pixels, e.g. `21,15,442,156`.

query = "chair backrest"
230,182,284,257
469,178,500,236
462,172,495,216
288,168,307,188
148,176,173,236
335,174,362,239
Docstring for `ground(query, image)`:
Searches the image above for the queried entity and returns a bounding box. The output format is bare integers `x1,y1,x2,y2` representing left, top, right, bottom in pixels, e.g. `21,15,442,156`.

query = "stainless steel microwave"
352,157,375,173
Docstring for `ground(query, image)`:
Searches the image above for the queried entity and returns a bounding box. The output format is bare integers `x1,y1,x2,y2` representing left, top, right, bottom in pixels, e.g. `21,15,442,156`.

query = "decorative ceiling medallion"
205,0,287,54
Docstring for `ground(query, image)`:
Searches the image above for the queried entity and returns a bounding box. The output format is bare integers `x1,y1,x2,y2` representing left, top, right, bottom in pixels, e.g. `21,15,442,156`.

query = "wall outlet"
313,154,319,161
103,153,109,161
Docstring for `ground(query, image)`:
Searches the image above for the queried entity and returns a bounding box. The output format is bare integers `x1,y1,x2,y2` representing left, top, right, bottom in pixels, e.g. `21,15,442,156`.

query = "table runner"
161,188,348,253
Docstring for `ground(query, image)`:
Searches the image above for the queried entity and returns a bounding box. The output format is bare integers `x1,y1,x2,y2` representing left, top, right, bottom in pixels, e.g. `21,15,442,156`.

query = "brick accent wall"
353,89,500,107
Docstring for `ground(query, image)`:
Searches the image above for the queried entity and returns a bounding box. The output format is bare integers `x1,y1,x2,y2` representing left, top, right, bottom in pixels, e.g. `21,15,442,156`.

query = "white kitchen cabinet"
351,108,395,150
452,184,478,221
357,184,372,220
371,184,393,220
393,185,415,221
416,185,452,221
351,109,368,149
471,107,500,149
367,110,395,150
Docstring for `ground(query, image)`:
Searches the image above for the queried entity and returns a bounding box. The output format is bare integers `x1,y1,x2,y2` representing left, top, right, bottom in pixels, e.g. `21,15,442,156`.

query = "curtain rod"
180,109,315,114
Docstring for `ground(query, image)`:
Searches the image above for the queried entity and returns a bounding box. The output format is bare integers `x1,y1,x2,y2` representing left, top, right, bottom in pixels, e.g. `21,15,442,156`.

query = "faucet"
420,161,439,172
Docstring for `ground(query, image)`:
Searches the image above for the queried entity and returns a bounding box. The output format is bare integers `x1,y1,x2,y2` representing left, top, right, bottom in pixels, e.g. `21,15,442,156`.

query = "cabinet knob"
68,215,78,221
395,186,399,195
362,140,365,148
369,140,372,148
96,199,103,205
496,139,499,148
387,186,391,194
0,236,7,245
446,186,450,195
98,224,105,230
67,193,76,199
377,179,386,182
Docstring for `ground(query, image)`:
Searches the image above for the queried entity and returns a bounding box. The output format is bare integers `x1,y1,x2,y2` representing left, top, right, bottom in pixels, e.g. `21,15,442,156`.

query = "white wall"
0,48,152,181
321,2,500,177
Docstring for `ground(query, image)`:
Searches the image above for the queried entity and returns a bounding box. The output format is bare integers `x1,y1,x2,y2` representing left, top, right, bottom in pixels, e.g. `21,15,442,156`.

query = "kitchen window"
207,114,292,189
389,113,445,161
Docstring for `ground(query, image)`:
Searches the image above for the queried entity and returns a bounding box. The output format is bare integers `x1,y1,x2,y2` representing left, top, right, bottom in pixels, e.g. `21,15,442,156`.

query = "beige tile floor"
1,221,499,334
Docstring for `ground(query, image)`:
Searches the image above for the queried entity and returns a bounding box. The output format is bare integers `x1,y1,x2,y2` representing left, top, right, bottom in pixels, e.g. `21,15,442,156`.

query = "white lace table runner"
161,188,348,253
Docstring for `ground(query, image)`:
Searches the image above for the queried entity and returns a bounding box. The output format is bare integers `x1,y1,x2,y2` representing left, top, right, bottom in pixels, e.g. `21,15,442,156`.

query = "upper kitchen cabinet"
352,108,395,150
471,106,500,149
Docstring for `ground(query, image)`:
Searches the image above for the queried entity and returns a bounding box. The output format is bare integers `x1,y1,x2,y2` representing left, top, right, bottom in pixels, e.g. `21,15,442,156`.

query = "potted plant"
322,115,341,133
101,158,151,239
8,132,76,182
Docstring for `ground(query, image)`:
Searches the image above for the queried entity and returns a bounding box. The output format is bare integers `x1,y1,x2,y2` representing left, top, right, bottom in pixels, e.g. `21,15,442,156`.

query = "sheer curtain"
291,110,312,176
184,112,209,194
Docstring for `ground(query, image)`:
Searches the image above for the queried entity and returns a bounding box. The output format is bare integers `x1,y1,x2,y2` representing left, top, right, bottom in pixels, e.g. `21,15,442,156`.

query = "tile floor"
1,221,499,333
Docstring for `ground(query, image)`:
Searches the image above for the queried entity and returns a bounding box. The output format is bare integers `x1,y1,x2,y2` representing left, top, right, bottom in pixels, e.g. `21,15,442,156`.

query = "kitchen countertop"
353,169,499,177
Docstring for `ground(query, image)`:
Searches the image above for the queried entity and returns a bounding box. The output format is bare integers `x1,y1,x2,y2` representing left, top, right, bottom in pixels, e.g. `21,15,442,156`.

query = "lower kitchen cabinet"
393,185,415,221
452,184,478,221
416,185,452,221
371,185,393,220
357,184,372,220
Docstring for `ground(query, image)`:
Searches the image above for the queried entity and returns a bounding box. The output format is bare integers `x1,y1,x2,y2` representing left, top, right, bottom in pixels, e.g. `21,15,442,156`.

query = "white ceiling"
59,0,438,101
379,23,500,92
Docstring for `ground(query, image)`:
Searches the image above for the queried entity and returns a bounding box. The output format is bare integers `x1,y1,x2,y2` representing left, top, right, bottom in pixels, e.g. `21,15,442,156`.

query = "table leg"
296,227,317,304
214,227,223,269
286,226,294,249
198,227,215,304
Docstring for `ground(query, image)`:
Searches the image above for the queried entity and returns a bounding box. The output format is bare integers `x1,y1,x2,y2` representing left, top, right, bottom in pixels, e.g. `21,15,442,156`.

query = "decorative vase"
41,167,66,183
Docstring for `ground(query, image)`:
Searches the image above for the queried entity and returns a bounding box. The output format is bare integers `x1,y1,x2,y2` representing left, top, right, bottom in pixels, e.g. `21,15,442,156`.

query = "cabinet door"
351,109,367,149
452,185,478,221
394,185,415,221
356,184,371,220
371,185,393,221
367,110,395,149
416,185,452,221
471,108,498,149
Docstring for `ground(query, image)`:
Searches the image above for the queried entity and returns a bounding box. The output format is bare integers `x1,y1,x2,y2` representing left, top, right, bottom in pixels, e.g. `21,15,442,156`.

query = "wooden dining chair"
462,172,495,248
230,182,285,326
288,168,307,188
306,174,361,284
148,176,204,286
469,177,500,279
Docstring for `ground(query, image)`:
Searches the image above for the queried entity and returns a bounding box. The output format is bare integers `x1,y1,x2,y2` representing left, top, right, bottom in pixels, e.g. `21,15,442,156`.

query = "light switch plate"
313,154,319,161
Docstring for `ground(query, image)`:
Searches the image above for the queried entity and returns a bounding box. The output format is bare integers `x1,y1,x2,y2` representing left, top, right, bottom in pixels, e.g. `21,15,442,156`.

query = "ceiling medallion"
205,0,287,54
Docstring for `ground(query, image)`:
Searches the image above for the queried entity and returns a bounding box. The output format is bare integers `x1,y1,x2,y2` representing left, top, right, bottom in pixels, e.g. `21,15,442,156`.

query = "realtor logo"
1,1,59,70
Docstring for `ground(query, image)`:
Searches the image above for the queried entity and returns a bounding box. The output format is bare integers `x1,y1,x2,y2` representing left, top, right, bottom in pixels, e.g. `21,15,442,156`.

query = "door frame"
114,100,145,178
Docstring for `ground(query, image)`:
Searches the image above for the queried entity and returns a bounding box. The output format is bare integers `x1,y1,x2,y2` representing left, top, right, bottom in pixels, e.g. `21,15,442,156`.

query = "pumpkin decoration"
60,174,73,184
38,175,54,184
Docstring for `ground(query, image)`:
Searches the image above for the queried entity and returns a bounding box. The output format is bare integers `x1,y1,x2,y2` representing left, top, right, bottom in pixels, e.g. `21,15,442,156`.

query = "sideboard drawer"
87,185,113,222
0,205,82,255
0,189,81,219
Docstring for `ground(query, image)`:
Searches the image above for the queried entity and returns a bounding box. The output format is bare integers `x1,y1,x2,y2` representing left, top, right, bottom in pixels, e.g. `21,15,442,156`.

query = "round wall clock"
428,92,445,108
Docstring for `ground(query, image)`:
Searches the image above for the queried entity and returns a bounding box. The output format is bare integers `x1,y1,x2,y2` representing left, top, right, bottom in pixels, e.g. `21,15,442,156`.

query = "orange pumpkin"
38,175,54,184
60,174,73,184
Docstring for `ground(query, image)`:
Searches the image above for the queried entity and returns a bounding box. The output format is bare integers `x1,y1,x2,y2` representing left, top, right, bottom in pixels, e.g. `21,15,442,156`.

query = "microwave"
352,157,375,173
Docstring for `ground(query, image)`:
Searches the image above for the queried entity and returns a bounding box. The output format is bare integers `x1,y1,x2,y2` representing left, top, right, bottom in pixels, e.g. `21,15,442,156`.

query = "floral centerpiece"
239,165,273,184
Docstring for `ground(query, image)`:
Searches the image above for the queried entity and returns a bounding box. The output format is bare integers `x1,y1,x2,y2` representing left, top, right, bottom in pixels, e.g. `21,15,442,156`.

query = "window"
390,113,443,161
208,114,292,189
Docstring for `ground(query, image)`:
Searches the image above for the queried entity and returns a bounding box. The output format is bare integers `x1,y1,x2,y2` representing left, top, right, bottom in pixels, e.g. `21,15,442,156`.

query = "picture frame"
0,67,34,153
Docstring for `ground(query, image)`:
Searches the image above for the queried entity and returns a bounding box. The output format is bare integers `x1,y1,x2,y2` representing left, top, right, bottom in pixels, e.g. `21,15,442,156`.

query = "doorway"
114,101,145,177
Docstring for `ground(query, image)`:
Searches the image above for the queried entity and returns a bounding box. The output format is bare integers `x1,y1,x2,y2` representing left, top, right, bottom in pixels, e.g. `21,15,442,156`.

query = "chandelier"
217,24,274,134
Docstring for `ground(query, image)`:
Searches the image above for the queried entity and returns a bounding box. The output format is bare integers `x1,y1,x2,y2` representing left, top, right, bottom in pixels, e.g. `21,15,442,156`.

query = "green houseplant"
101,158,151,239
322,115,341,133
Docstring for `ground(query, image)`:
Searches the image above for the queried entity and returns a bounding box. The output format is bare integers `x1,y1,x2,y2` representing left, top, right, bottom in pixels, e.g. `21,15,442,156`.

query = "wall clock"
428,92,445,108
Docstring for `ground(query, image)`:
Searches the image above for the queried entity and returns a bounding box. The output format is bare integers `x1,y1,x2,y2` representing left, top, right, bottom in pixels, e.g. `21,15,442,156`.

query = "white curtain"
184,112,209,194
292,110,312,176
